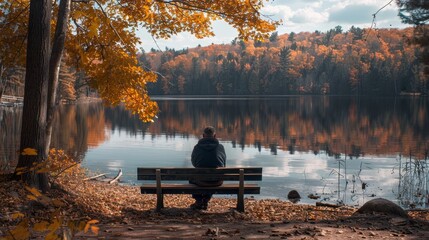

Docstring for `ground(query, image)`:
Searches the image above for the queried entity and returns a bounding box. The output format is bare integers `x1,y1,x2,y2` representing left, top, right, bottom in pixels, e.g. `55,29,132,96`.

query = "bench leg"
156,193,164,211
237,194,244,212
237,169,245,212
155,169,163,211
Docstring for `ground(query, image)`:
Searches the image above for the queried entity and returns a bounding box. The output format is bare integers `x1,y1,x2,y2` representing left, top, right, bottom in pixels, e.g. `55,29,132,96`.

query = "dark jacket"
191,137,226,168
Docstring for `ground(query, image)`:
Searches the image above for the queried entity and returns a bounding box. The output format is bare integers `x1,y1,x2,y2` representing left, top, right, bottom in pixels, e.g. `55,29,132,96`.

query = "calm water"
1,96,429,208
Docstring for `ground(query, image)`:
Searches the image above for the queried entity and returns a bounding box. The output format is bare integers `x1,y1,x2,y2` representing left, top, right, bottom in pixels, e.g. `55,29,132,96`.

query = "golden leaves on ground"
47,149,80,177
14,149,80,180
1,180,99,240
0,150,94,240
5,219,30,240
84,219,99,235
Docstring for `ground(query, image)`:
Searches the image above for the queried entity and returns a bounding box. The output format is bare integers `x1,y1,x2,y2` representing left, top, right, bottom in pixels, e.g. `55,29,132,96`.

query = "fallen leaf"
21,148,38,156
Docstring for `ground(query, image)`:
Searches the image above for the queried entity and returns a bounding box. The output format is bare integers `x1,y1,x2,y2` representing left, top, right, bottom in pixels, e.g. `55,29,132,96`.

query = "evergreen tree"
397,0,429,76
269,31,278,42
288,32,295,42
278,47,292,94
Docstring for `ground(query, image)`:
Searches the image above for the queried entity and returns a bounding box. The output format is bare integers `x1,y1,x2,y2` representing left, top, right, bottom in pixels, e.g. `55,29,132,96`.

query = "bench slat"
141,183,260,195
138,167,262,175
137,173,262,181
137,167,262,181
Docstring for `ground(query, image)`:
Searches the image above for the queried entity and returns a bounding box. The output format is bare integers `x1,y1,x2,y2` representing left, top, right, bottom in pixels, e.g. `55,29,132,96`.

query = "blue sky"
137,0,409,51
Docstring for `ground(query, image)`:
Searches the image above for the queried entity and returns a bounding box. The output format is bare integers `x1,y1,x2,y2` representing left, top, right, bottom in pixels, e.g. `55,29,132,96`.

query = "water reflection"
145,96,429,159
0,106,21,172
1,96,429,208
0,103,108,172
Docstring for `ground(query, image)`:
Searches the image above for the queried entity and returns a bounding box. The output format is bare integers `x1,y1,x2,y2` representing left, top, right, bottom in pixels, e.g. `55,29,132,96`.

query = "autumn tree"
3,0,279,190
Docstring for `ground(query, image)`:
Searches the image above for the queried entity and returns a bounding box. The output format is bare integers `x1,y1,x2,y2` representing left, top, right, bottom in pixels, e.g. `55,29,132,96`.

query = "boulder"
287,190,301,203
356,198,408,218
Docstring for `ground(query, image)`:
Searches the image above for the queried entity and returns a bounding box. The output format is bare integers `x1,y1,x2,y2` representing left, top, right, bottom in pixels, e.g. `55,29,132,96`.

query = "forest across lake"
1,96,428,208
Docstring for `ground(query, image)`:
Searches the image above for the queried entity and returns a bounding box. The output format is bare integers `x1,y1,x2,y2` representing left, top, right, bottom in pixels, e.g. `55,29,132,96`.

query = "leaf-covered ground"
1,169,428,239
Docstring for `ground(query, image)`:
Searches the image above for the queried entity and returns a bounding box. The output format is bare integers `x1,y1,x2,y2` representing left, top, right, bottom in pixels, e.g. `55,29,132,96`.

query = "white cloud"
263,5,294,21
291,8,329,24
329,4,378,24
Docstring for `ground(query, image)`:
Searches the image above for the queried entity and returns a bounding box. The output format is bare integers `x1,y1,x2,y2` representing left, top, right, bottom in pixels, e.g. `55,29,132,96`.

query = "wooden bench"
137,167,262,212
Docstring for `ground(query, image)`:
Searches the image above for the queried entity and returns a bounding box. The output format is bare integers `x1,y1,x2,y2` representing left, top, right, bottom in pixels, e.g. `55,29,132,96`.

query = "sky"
137,0,410,51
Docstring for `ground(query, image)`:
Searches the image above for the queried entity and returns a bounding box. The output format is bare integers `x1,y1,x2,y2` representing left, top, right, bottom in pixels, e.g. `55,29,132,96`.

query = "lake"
1,96,428,208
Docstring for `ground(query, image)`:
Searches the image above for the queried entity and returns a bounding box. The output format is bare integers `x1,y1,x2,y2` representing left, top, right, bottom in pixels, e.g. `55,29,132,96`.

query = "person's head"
203,126,216,138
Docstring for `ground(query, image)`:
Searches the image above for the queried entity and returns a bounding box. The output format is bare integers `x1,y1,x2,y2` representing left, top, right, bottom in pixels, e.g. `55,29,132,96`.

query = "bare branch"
50,162,80,182
151,35,163,52
365,0,395,41
374,0,395,16
71,18,86,32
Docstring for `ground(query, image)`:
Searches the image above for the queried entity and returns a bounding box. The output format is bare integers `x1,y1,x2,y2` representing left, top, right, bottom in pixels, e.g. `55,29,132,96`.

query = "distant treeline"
140,26,428,96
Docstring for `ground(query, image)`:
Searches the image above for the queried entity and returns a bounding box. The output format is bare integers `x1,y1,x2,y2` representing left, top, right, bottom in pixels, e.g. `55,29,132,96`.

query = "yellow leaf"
83,219,99,234
90,226,99,235
45,231,58,240
9,225,30,240
73,10,84,18
25,186,42,197
84,223,90,233
11,212,24,219
21,148,37,156
87,220,99,225
48,219,61,232
27,194,37,201
77,220,87,231
15,167,27,172
88,22,99,38
33,221,49,231
52,199,65,207
36,168,50,173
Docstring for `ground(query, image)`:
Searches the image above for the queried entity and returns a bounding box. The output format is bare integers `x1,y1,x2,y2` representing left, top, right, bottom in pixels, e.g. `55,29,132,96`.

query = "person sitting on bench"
190,126,226,210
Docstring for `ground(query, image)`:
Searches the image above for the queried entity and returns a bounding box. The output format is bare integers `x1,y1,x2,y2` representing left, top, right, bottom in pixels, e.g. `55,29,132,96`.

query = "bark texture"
15,0,52,192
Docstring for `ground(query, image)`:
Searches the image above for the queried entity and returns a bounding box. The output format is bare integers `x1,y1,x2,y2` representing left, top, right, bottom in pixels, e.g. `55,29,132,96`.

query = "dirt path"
75,213,429,239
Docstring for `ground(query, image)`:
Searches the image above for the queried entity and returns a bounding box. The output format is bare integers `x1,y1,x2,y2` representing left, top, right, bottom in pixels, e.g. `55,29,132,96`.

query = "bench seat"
141,183,260,194
138,167,262,212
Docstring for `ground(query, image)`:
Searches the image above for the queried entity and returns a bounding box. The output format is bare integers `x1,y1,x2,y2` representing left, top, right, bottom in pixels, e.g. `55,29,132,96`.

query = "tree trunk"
0,65,5,100
0,82,3,101
44,0,72,159
14,0,52,192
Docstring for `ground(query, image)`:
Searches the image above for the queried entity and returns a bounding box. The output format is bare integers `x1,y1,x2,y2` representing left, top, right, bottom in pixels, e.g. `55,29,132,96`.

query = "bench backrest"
137,167,262,181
